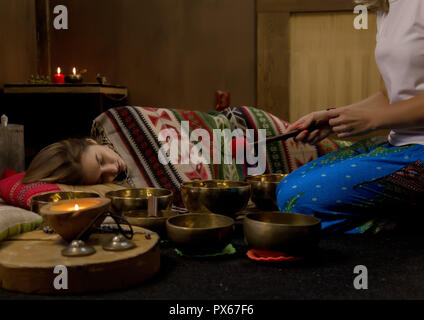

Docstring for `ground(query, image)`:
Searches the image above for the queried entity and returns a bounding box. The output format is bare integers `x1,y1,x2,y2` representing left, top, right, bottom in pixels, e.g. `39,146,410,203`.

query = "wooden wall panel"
289,12,380,122
0,0,37,86
257,12,289,120
258,0,353,12
257,0,385,142
49,0,256,112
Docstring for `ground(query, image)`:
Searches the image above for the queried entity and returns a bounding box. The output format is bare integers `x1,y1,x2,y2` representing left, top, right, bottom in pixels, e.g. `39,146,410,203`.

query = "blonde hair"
355,0,390,12
22,138,96,184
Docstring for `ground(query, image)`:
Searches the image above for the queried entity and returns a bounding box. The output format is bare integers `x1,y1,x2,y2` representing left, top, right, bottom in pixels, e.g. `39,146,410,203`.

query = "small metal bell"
103,234,136,251
62,240,96,257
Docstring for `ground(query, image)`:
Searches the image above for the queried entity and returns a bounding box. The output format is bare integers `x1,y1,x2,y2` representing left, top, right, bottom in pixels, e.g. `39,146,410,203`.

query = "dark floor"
2,221,424,302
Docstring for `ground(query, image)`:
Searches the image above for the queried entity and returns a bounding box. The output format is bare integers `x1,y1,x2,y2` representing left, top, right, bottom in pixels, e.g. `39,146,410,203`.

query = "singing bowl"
123,209,178,236
105,188,173,215
40,198,111,242
30,191,100,214
245,174,288,211
243,212,321,254
181,180,251,217
166,213,235,254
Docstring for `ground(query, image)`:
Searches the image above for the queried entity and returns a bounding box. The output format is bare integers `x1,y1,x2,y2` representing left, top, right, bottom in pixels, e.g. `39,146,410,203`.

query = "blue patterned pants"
276,137,424,234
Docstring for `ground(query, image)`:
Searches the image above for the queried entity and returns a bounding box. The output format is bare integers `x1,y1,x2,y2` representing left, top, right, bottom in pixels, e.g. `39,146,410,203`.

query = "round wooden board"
0,226,160,294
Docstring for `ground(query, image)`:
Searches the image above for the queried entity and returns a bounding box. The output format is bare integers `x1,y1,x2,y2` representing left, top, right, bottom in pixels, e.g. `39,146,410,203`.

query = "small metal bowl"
166,213,235,254
30,191,100,214
243,212,321,255
245,174,288,210
106,188,173,215
181,180,251,217
123,209,177,237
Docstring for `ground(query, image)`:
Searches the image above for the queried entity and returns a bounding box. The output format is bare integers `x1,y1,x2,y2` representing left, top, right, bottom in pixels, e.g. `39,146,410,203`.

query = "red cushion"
0,172,61,210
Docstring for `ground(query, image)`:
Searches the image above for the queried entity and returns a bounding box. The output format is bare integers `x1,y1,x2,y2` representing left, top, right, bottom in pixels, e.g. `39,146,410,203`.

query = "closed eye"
96,154,104,166
95,154,104,183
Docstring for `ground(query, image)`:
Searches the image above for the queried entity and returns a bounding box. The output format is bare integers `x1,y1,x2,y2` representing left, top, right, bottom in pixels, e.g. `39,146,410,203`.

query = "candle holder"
65,67,85,84
39,198,111,242
65,73,83,84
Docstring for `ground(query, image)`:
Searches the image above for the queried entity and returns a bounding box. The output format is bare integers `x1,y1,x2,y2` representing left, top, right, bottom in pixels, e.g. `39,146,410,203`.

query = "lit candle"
53,67,65,84
50,199,101,212
65,67,83,83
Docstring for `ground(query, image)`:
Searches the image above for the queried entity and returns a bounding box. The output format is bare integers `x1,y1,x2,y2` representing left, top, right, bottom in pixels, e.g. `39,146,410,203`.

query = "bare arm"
328,78,424,138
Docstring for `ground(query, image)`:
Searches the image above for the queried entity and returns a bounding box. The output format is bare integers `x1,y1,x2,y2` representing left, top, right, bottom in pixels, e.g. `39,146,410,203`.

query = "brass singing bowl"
246,174,288,211
166,213,235,254
181,180,251,217
123,209,177,237
30,191,101,214
243,212,321,255
105,188,173,215
40,198,111,242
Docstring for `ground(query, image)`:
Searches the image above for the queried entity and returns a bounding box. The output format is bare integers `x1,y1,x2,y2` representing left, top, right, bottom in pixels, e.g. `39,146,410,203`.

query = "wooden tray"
0,226,160,294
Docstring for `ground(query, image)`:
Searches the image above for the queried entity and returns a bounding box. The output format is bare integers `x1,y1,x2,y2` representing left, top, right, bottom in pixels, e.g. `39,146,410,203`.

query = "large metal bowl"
243,212,321,255
40,198,111,242
166,213,235,254
181,180,251,217
30,191,100,214
245,174,288,210
105,188,173,215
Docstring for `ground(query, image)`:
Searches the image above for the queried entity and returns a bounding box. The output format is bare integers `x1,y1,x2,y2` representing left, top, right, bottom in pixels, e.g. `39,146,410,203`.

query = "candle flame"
73,67,76,75
74,204,79,211
57,67,61,74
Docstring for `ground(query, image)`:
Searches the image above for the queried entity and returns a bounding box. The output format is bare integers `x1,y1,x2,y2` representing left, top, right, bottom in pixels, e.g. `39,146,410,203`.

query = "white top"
375,0,424,146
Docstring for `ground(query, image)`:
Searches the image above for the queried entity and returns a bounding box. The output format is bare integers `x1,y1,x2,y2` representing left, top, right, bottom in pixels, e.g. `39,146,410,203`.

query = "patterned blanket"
221,106,343,174
91,106,344,207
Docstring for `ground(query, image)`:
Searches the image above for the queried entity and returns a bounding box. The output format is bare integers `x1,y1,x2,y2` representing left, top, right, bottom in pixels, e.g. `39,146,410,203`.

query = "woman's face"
80,144,127,184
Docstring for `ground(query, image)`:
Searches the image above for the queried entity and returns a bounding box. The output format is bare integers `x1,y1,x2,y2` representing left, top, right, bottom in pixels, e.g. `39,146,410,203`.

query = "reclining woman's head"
22,138,127,185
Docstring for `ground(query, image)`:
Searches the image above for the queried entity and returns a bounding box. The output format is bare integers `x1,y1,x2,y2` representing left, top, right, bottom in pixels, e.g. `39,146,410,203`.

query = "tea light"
65,67,83,83
53,67,65,84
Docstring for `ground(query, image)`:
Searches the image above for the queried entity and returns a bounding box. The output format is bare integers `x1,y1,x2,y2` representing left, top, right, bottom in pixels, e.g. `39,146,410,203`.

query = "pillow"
0,204,43,241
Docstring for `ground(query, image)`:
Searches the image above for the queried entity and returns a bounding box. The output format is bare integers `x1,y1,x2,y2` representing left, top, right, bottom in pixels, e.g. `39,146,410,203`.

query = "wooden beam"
256,0,358,120
258,0,355,13
257,12,289,120
35,0,51,77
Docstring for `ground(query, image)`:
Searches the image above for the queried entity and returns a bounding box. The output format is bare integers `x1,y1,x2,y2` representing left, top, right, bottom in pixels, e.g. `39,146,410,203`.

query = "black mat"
1,222,424,301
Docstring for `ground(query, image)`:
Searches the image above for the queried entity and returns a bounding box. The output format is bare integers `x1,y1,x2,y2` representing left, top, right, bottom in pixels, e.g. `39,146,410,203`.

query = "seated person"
277,0,424,234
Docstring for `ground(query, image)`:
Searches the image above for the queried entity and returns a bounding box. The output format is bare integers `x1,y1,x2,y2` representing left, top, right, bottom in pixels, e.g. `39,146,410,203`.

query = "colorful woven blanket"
91,106,343,207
